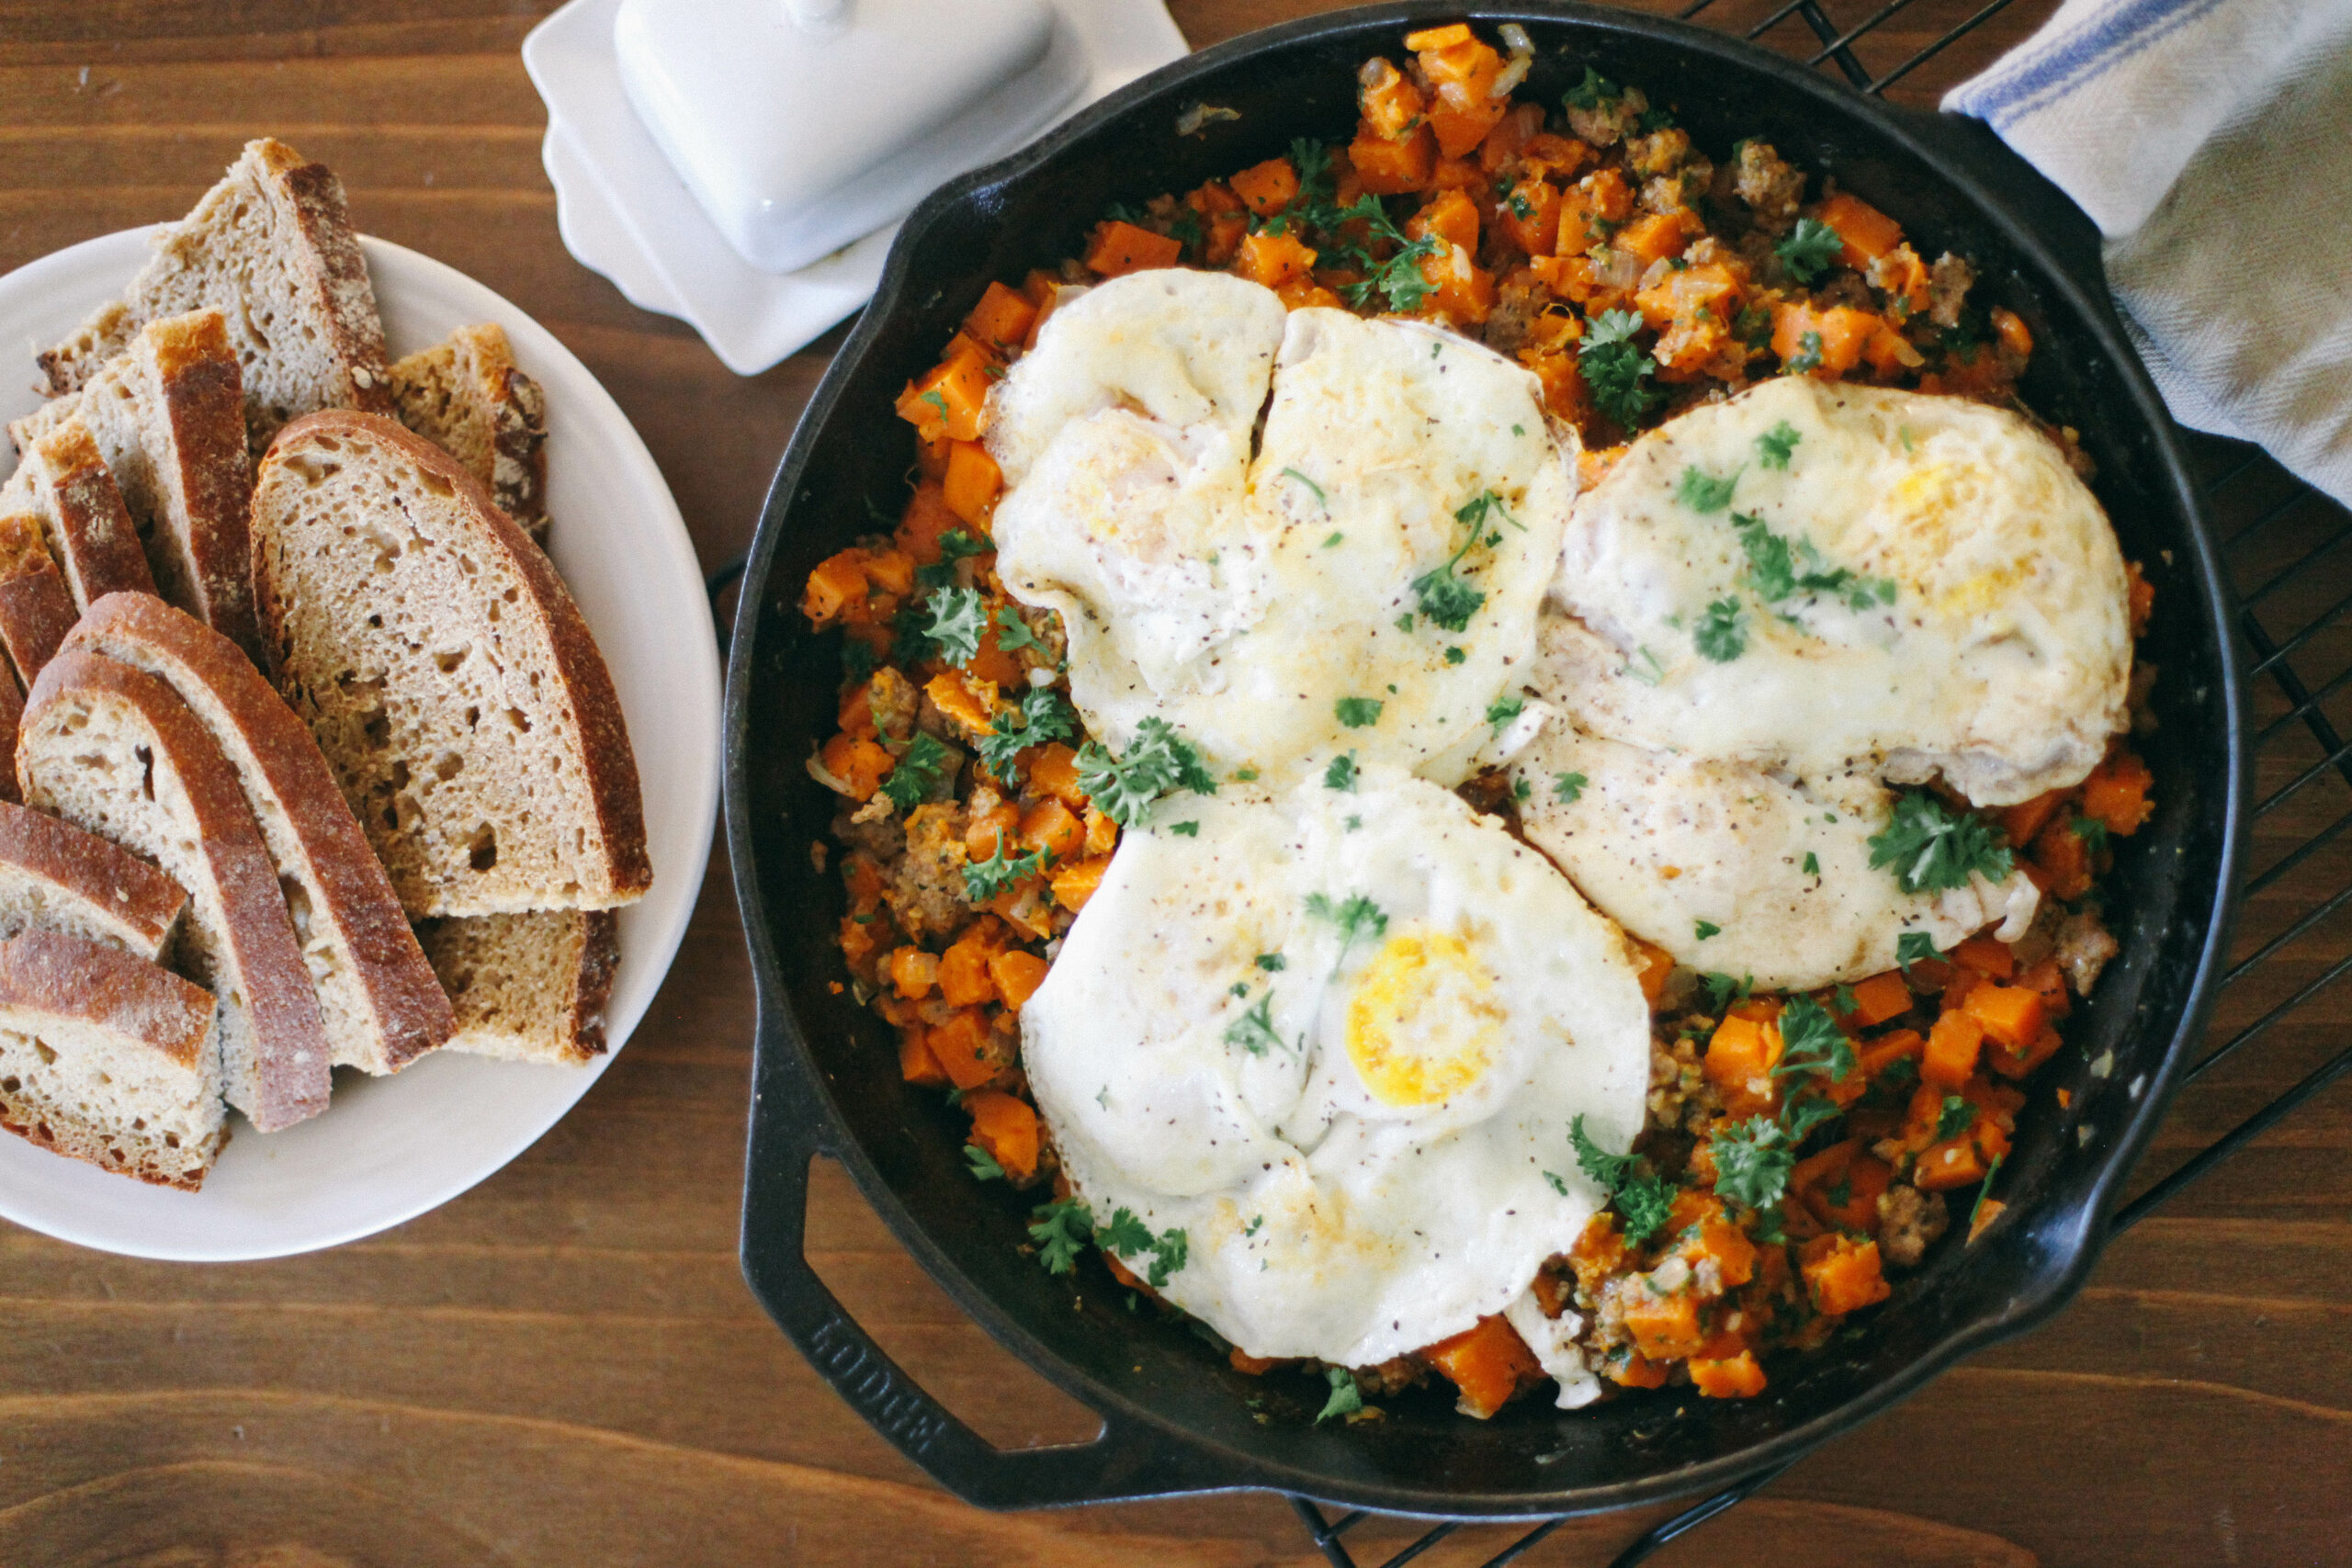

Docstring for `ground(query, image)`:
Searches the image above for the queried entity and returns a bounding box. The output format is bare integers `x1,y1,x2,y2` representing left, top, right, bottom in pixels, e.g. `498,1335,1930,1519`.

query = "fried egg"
1511,717,2040,992
1549,377,2128,807
987,269,1574,791
1019,767,1650,1371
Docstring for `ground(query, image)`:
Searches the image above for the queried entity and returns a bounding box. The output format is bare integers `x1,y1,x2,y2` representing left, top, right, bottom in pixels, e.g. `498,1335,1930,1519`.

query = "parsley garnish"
1168,820,1200,837
1710,1115,1794,1212
2072,815,2110,854
914,528,990,590
1486,694,1525,728
991,604,1043,653
1869,791,2014,894
1074,717,1218,828
1677,466,1740,513
1554,771,1588,804
1578,308,1662,428
1969,1152,2007,1235
1935,1094,1975,1141
1325,196,1440,313
1443,645,1466,665
1570,1113,1675,1244
1700,971,1754,1010
1335,696,1384,728
1895,931,1941,974
1324,751,1358,791
1756,421,1803,468
878,731,952,810
1694,597,1747,662
1322,531,1344,547
923,586,989,663
976,685,1076,779
1771,994,1856,1082
1775,217,1843,284
1097,1208,1190,1287
1223,994,1283,1056
1623,645,1667,686
1564,65,1621,110
1804,851,1821,875
963,839,1046,901
1282,467,1328,508
1410,527,1487,632
1730,512,1895,612
1317,1367,1363,1424
964,1144,1005,1181
1786,330,1824,374
1255,953,1285,972
1455,489,1525,534
1694,919,1722,940
1028,1197,1092,1274
1306,892,1388,963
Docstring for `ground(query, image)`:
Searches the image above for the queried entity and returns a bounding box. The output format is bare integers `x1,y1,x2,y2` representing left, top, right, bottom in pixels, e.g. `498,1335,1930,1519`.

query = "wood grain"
0,3,2346,1563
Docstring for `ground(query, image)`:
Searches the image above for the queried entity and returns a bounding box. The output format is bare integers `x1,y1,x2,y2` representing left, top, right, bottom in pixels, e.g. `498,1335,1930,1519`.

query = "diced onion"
1176,101,1241,137
1493,25,1535,97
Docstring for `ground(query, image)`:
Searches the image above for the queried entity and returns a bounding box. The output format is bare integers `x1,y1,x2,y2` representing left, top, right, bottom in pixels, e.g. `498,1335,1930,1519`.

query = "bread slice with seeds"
0,417,158,610
68,592,454,1075
0,930,222,1190
416,909,616,1066
35,138,391,456
10,310,260,662
20,649,333,1131
390,323,549,545
250,412,650,918
0,799,187,961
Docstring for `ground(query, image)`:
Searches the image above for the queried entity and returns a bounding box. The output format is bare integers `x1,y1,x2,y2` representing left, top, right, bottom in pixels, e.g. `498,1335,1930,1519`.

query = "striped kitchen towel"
1945,0,2352,507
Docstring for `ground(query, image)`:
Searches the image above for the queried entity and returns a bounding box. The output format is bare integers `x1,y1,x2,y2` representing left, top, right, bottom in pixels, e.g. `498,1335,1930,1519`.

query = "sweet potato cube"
819,734,894,801
1049,854,1112,912
2000,789,2066,850
894,348,993,442
965,1089,1039,1180
1802,1234,1891,1314
1951,935,2015,979
1847,971,1914,1027
1689,1351,1767,1400
1018,797,1084,863
1228,156,1300,217
943,440,1002,528
988,948,1050,1011
1234,230,1318,291
887,946,940,999
2081,748,2155,837
1617,209,1697,265
1027,743,1089,809
1961,983,2045,1051
1621,1286,1708,1361
962,280,1036,350
1084,220,1183,277
1350,120,1436,194
1922,1010,1985,1089
1357,58,1425,139
1914,1135,1987,1191
1814,191,1904,267
938,933,1001,1009
899,1026,947,1087
1704,1013,1781,1118
1423,1314,1541,1419
928,1009,1003,1091
1989,1024,2064,1081
1628,937,1674,1007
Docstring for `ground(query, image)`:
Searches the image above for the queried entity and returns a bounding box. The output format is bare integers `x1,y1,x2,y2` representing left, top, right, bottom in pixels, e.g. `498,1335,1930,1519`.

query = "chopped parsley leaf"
1324,751,1358,791
1028,1197,1092,1274
1306,891,1388,961
1700,971,1753,1010
1755,420,1803,469
1579,308,1663,428
1223,994,1283,1056
1168,820,1200,837
1896,931,1942,974
2072,815,2111,854
1564,65,1621,110
922,586,989,664
1322,530,1345,547
976,685,1076,780
963,1144,1005,1181
963,839,1046,901
1444,646,1467,665
1487,694,1525,729
1869,791,2015,894
1695,596,1747,662
1936,1094,1976,1141
991,603,1044,653
1335,695,1384,728
1677,465,1740,513
1555,771,1588,804
1775,216,1844,284
1786,329,1824,374
1456,488,1526,533
1803,851,1821,875
1771,994,1857,1082
1317,1367,1363,1424
1570,1113,1674,1244
1097,1208,1190,1288
914,527,990,590
1694,919,1722,940
1512,775,1532,802
1710,1115,1794,1212
1255,953,1285,972
1074,716,1218,828
878,731,952,811
1411,530,1487,632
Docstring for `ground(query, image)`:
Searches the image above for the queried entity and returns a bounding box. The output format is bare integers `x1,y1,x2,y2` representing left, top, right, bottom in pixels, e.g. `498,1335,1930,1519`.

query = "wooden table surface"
4,3,2347,1564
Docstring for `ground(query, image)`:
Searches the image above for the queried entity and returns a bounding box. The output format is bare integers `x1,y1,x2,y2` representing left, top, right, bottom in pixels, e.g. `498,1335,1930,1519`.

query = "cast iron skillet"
727,1,2246,1518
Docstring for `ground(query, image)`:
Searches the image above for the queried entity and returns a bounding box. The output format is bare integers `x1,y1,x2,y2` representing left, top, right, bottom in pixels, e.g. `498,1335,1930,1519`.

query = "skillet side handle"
739,998,1216,1510
1884,106,2110,309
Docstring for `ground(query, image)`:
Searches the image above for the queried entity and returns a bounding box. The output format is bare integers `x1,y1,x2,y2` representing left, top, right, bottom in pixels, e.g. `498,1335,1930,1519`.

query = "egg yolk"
1345,929,1504,1107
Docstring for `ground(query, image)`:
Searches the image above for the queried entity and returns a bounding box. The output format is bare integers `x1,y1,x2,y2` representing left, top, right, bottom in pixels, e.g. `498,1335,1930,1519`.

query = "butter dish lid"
524,0,1187,375
615,0,1086,276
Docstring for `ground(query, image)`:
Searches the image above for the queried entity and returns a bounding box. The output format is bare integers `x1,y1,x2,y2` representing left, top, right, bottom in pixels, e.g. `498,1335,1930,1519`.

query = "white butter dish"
615,0,1086,275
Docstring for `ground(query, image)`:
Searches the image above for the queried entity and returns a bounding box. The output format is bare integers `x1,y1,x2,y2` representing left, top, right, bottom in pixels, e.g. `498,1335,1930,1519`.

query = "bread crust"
21,649,333,1130
71,592,454,1072
0,664,19,807
0,798,187,959
17,419,158,607
419,908,617,1066
0,512,79,687
254,411,650,913
268,148,394,426
389,323,549,541
139,310,263,664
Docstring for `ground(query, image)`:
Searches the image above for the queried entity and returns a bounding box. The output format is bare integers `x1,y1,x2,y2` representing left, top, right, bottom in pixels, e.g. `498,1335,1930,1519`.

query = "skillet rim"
727,0,2249,1517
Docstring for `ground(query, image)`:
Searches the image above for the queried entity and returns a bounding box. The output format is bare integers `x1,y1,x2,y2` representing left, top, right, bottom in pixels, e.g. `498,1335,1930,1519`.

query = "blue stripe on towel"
1950,0,2227,124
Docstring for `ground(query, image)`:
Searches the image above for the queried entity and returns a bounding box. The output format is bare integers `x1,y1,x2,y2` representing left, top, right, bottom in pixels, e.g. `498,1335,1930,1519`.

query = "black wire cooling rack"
1276,0,2352,1563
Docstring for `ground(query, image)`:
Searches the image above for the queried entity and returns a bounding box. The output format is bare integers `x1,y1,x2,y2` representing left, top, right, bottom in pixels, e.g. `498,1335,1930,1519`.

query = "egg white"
1019,768,1651,1369
987,270,1575,792
1549,377,2128,807
1511,716,2041,991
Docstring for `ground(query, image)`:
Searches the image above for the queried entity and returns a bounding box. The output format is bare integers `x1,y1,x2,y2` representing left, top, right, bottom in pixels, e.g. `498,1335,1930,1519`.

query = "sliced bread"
0,668,19,806
0,799,187,960
0,512,79,686
0,930,222,1190
10,310,261,662
415,909,616,1066
251,412,650,918
20,649,332,1131
390,324,549,544
0,417,158,609
36,138,391,454
68,592,454,1075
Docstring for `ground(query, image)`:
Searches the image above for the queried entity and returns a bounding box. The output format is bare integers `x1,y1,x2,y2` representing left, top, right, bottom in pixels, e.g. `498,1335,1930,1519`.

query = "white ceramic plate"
0,231,720,1260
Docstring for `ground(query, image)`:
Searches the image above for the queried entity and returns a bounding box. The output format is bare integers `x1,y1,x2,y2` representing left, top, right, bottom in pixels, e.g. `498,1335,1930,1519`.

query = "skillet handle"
738,998,1226,1509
